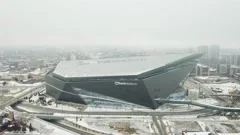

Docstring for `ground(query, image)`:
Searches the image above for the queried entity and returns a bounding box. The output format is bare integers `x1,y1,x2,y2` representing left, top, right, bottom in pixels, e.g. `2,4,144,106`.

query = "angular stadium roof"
53,53,201,78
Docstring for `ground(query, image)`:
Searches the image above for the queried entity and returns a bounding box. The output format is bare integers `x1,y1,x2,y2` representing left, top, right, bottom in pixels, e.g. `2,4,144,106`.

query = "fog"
0,0,240,49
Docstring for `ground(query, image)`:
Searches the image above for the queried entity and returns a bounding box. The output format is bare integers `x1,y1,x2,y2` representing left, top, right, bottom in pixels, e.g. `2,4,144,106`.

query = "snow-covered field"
54,113,155,134
65,116,154,135
163,115,229,121
0,96,13,104
194,98,218,105
30,118,79,135
203,82,240,94
197,121,240,133
0,82,43,98
162,115,240,134
167,120,202,135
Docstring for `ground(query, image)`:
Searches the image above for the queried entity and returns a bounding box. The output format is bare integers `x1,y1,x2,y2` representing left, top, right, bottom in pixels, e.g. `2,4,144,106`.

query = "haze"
0,0,240,49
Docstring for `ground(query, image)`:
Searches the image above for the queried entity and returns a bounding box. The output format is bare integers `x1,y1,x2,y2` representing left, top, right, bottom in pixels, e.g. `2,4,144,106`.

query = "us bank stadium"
45,53,202,109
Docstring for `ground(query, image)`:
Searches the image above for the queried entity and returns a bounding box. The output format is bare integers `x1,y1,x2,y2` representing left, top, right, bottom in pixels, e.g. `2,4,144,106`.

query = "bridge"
0,83,45,109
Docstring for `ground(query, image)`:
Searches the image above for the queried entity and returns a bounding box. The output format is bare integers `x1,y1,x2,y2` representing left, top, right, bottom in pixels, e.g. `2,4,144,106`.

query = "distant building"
0,63,9,72
67,53,77,60
196,64,209,76
234,73,240,81
219,64,230,76
233,54,240,66
195,64,217,76
208,44,220,68
219,53,240,77
197,45,208,59
229,65,240,77
208,44,220,60
189,66,197,76
197,45,220,69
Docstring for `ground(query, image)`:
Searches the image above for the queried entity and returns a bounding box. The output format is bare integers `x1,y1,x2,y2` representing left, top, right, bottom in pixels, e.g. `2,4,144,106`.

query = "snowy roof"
209,68,217,71
196,63,208,68
53,53,201,78
230,65,240,69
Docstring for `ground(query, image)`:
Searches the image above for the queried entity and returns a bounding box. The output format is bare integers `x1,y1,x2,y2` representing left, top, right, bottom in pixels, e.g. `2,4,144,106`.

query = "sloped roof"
53,53,200,78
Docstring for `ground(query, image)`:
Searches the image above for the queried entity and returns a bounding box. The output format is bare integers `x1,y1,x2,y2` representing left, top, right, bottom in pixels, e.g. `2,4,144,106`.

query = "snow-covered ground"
167,91,186,100
62,115,154,135
162,114,240,134
0,81,42,87
194,98,218,105
194,76,229,81
9,88,24,94
30,95,39,103
30,68,45,75
166,120,203,135
203,82,240,94
54,113,155,134
0,82,43,98
30,118,79,135
163,115,229,121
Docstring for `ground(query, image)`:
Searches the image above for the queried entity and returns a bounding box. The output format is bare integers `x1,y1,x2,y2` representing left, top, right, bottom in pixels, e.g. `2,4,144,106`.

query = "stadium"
45,53,202,109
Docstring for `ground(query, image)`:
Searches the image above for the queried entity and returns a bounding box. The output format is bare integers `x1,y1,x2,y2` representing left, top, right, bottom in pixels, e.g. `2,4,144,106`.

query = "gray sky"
0,0,240,48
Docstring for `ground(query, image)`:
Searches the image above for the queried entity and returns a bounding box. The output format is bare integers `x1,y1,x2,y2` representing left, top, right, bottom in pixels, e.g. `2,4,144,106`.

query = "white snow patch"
30,118,79,135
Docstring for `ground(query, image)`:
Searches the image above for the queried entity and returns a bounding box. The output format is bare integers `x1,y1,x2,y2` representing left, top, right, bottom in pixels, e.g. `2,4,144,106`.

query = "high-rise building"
233,55,240,66
197,45,208,59
208,45,220,60
197,45,220,69
208,44,220,68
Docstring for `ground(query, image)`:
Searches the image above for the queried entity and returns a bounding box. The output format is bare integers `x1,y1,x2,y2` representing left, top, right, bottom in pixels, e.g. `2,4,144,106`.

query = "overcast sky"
0,0,240,49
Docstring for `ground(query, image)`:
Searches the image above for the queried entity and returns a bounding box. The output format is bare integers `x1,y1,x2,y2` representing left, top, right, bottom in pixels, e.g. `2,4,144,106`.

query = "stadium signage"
114,81,138,86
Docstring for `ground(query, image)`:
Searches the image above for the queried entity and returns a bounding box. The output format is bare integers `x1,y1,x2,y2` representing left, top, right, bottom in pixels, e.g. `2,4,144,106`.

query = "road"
14,103,209,135
13,103,209,135
0,86,33,89
13,102,210,116
0,83,45,109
